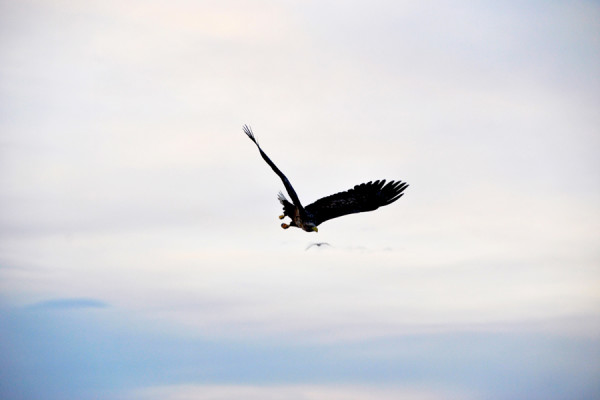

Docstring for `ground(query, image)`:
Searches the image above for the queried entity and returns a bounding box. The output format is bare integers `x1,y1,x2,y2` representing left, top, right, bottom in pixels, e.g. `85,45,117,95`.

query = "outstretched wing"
243,125,304,210
305,180,408,226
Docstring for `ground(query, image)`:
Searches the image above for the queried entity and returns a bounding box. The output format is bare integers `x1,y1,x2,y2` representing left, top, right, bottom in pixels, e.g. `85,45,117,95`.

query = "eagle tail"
277,192,296,218
277,191,287,204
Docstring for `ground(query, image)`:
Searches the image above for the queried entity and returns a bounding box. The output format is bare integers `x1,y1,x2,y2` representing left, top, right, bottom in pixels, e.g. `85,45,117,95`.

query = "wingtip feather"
243,124,258,144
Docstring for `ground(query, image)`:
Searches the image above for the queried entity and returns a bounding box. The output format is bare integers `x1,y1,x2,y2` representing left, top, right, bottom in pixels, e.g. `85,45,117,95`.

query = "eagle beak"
312,226,318,232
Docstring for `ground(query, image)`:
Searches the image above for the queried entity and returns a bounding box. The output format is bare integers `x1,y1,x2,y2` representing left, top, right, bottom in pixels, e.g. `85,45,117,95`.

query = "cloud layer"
1,1,599,399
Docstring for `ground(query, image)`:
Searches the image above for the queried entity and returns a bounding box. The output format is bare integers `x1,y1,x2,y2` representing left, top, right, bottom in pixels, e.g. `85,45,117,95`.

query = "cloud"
1,296,598,400
124,384,470,400
1,1,599,399
26,298,109,310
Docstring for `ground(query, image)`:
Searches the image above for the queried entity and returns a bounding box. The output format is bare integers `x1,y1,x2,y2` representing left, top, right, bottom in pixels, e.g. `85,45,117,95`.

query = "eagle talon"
278,214,285,220
281,223,290,229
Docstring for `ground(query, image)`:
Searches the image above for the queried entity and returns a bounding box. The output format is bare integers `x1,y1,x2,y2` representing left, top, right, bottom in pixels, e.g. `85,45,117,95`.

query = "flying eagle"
243,125,408,232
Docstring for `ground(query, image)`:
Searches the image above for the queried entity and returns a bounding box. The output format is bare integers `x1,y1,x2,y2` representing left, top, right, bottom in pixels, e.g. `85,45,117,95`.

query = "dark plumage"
243,125,408,232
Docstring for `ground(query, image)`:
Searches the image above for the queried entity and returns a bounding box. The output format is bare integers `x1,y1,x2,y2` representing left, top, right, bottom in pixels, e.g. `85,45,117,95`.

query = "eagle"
243,125,408,232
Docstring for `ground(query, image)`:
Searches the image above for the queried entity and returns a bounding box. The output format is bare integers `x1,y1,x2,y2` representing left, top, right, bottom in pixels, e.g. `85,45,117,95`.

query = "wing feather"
243,125,305,210
306,179,408,226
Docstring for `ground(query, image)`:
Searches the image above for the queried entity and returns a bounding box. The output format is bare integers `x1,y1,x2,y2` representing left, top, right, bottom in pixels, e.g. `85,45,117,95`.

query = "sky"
1,0,599,399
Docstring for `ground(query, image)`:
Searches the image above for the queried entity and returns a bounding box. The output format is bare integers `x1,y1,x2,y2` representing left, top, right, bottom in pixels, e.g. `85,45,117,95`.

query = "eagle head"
303,223,318,233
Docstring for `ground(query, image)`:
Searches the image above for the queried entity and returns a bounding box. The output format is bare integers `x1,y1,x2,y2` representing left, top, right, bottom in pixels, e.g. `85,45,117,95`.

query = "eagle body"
243,125,408,232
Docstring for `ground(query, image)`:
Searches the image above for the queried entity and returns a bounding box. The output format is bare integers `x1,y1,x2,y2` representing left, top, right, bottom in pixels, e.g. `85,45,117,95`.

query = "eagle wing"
243,125,305,210
305,180,408,226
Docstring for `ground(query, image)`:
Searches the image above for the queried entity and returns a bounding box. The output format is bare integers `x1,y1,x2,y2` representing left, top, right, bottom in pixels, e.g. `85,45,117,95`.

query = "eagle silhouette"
243,125,408,232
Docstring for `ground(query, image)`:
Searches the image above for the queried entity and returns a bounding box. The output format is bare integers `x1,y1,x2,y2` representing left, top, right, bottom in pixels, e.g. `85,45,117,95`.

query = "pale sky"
1,1,599,399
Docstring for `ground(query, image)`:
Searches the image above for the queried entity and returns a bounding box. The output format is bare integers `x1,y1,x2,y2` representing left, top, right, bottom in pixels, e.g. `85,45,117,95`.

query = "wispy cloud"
26,298,109,310
125,384,471,400
1,301,599,400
